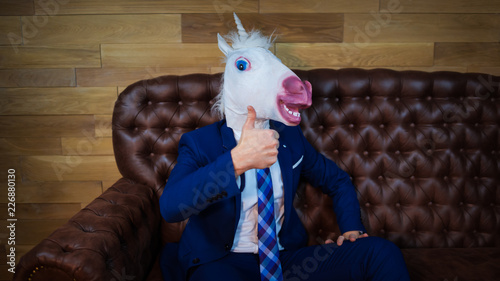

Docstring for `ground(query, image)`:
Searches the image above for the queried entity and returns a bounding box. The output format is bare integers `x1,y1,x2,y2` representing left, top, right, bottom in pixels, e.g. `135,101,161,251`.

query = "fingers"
242,106,256,131
336,235,345,246
336,232,369,246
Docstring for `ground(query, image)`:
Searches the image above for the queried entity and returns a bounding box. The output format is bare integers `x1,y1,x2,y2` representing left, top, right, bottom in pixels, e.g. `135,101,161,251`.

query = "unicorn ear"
217,33,232,56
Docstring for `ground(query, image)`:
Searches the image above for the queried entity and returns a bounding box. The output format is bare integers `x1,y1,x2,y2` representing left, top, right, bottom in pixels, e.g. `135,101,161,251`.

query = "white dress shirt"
230,123,285,253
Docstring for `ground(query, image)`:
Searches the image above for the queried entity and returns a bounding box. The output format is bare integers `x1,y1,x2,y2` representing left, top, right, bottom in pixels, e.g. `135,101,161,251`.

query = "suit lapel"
271,121,294,228
221,120,237,152
220,120,242,236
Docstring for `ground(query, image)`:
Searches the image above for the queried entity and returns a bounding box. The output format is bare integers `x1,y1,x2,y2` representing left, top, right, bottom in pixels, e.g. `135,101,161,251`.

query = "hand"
231,106,279,176
325,231,369,246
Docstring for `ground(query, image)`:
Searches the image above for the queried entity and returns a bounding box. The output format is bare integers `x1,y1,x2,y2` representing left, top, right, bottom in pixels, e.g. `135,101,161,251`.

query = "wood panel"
0,156,21,180
0,203,81,219
0,87,116,115
37,0,259,15
260,0,378,13
95,115,113,137
22,155,121,182
0,0,33,16
182,13,343,43
380,0,500,13
435,43,500,67
0,138,61,156
22,14,181,45
468,67,500,76
344,14,500,43
101,43,222,68
0,115,95,137
62,137,113,156
276,43,434,67
0,181,102,204
76,67,212,87
0,45,101,68
0,219,68,245
0,16,21,45
0,69,75,87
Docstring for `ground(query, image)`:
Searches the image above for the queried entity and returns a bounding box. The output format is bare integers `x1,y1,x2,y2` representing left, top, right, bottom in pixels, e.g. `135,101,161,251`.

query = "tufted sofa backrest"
113,68,500,249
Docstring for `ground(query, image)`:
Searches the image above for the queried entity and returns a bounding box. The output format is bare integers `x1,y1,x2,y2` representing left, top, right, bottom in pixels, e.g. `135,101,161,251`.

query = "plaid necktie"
257,168,283,281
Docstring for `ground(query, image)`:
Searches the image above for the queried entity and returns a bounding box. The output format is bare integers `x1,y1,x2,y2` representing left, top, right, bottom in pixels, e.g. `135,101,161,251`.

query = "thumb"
242,106,256,131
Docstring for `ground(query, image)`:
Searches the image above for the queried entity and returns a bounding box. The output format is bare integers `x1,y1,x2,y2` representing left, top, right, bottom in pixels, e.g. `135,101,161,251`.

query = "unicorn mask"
214,14,312,130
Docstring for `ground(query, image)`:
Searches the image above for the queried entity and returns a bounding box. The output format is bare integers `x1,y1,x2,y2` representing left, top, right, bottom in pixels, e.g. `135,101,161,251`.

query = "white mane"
224,29,274,52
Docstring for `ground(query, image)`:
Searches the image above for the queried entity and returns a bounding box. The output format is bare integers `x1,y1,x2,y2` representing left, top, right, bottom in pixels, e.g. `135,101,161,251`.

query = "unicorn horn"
233,13,249,41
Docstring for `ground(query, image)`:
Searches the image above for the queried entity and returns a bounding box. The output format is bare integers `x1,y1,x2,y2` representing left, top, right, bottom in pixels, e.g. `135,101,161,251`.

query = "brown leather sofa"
14,68,499,281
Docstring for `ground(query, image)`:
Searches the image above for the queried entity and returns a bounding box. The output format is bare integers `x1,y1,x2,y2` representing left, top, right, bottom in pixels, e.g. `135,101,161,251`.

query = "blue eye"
235,58,250,71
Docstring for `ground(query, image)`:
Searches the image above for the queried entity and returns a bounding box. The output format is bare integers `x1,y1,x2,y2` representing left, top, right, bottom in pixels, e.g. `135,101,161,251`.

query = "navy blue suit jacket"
160,120,365,277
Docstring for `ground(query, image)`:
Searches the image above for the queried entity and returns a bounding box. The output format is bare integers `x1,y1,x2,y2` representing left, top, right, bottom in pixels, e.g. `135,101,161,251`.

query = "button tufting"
147,101,152,105
379,124,385,128
363,151,369,156
178,101,183,105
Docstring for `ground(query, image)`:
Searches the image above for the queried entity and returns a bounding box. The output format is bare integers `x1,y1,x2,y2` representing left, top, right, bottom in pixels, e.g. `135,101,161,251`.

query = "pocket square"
292,155,304,169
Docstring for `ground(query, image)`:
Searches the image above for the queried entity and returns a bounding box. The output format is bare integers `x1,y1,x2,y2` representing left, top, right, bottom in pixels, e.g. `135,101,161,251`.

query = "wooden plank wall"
0,0,499,279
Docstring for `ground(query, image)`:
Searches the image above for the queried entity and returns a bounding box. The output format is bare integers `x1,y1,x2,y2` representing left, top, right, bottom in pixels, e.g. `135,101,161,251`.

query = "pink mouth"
277,77,312,125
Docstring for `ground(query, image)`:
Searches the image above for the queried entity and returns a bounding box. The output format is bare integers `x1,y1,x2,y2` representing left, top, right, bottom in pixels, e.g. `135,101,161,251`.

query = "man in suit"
160,13,409,281
160,105,410,280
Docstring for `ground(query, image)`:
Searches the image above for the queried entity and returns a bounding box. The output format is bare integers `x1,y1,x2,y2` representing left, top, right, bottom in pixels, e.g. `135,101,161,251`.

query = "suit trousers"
188,237,410,281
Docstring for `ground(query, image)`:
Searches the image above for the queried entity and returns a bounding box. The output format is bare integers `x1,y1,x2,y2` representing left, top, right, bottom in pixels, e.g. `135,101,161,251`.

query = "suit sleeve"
160,132,240,223
297,127,366,234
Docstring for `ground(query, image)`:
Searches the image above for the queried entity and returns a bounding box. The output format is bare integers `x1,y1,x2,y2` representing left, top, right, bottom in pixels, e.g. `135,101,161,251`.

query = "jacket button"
224,244,231,251
221,191,228,196
192,258,200,264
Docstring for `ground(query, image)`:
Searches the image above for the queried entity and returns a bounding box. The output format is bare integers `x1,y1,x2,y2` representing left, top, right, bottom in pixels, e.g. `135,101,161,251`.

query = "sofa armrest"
13,178,162,281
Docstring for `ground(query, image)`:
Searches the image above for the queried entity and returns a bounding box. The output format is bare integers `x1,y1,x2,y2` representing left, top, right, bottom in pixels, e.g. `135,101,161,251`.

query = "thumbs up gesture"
231,106,280,176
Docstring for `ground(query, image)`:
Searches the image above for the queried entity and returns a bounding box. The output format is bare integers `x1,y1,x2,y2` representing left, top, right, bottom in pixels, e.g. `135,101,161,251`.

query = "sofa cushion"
402,248,500,281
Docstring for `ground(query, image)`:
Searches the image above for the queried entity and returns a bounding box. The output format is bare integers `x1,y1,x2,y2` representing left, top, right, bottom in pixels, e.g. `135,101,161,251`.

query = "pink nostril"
283,76,307,95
